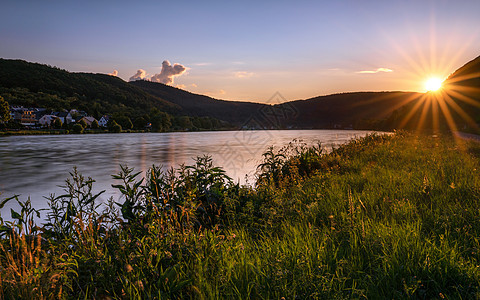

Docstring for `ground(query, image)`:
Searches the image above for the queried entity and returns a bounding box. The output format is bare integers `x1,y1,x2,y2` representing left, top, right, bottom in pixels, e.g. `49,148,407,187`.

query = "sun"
424,77,443,92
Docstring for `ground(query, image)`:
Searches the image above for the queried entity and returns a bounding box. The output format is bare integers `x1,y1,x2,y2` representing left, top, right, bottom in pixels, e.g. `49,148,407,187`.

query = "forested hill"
130,80,266,126
275,91,421,129
130,80,419,129
444,55,480,99
440,54,480,126
0,59,178,118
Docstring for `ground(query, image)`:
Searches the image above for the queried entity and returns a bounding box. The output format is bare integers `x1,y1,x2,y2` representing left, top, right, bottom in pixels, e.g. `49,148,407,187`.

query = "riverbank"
1,131,480,298
0,128,234,136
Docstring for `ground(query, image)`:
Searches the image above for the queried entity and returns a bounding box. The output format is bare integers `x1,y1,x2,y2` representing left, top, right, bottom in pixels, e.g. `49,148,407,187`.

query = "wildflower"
125,264,133,273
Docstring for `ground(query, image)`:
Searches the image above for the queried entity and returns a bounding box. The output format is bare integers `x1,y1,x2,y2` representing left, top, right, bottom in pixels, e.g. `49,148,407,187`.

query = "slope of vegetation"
0,59,178,118
1,132,480,298
130,80,265,126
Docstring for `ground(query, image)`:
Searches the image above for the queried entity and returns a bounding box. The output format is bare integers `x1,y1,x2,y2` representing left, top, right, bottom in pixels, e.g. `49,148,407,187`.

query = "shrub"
72,123,84,134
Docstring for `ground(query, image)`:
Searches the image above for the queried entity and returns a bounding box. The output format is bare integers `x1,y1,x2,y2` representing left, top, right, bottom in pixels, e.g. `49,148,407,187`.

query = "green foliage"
72,123,84,134
2,133,480,298
78,119,87,128
114,115,133,130
0,96,11,124
150,111,171,132
133,116,147,129
52,117,62,129
108,120,122,133
91,119,99,129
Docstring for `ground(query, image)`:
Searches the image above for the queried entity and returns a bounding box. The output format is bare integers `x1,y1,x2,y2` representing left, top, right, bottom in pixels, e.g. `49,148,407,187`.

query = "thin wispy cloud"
356,68,393,74
192,62,211,66
234,71,254,78
205,89,226,97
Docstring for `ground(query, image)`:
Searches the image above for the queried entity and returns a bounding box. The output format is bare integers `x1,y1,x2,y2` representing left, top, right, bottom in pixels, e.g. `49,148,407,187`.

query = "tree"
151,112,172,132
53,118,63,129
109,120,122,133
91,119,99,129
0,96,11,124
72,123,84,134
178,116,192,130
133,117,147,130
78,119,88,128
115,116,133,130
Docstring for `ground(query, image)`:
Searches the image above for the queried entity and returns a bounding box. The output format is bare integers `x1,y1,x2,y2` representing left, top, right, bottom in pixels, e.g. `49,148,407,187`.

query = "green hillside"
0,59,178,119
130,80,266,125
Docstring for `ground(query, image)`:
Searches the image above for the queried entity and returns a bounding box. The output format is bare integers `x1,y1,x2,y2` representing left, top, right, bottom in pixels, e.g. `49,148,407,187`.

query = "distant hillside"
275,91,420,129
130,80,266,125
0,59,178,118
131,80,418,129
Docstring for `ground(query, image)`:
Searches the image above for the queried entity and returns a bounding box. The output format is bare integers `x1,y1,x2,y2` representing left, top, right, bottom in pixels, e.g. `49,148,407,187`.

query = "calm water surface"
0,130,380,214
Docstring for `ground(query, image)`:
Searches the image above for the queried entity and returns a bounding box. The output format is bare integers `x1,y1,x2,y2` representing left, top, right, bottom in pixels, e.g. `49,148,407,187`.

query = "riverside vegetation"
1,132,480,299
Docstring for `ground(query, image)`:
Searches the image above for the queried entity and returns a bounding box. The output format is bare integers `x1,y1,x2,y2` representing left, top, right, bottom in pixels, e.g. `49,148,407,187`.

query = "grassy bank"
1,132,480,299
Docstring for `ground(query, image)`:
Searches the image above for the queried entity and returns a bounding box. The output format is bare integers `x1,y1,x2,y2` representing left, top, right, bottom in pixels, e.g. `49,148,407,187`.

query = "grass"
1,131,480,299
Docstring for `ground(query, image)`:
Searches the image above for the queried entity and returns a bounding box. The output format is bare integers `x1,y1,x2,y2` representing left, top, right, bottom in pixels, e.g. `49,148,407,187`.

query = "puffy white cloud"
150,60,187,85
108,70,118,76
129,69,147,81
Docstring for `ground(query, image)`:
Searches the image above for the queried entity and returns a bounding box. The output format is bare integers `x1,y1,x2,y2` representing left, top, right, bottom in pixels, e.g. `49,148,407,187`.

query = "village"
9,106,110,129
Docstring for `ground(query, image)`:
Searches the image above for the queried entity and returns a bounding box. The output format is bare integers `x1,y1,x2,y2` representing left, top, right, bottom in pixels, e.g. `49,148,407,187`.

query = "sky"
1,0,480,103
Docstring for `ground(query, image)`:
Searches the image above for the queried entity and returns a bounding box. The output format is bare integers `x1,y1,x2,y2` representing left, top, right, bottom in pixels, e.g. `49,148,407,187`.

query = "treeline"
108,110,228,132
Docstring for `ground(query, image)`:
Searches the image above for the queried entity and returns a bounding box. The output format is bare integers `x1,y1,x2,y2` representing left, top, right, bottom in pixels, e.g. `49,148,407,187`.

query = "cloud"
108,70,118,76
234,71,254,78
176,84,186,89
191,83,198,88
193,62,211,66
129,69,147,81
150,60,187,85
356,68,393,74
205,89,226,97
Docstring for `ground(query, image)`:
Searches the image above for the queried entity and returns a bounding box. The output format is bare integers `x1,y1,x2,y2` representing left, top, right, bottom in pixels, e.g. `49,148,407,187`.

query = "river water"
0,130,380,215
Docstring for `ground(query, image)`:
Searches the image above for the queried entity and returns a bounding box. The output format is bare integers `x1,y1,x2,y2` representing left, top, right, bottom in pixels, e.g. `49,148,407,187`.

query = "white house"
39,115,58,127
78,116,98,127
98,115,110,127
53,111,73,124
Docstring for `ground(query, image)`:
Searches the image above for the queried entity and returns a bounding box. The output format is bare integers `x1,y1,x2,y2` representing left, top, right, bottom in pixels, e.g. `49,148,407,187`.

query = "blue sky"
1,0,480,102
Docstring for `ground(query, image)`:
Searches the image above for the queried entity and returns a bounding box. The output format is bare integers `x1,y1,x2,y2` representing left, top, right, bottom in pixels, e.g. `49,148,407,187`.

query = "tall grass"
1,131,480,298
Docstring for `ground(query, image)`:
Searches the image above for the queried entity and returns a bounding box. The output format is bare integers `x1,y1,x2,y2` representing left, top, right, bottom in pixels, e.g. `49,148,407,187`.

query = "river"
0,130,381,215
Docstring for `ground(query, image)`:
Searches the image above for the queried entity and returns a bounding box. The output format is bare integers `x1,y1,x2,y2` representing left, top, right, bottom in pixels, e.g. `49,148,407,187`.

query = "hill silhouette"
130,80,265,125
131,80,422,129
